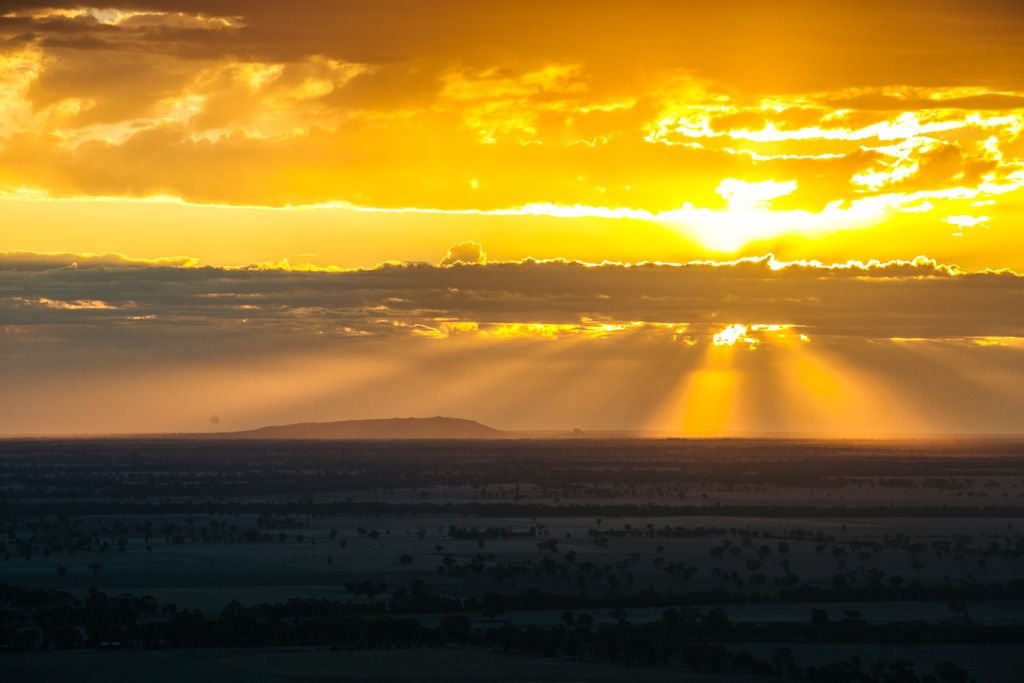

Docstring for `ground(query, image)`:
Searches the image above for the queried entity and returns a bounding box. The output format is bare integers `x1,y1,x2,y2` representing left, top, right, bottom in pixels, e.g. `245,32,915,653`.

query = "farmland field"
3,438,1024,681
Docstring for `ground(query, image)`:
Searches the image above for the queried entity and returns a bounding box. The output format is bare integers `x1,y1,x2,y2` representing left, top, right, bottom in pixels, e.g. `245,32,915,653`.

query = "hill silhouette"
212,416,505,440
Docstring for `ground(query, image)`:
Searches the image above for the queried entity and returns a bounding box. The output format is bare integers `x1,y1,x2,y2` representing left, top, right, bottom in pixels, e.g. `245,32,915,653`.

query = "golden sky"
1,2,1023,435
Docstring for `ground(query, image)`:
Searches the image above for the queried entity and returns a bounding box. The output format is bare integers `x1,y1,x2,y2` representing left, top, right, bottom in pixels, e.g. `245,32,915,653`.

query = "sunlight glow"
716,179,798,210
713,324,757,348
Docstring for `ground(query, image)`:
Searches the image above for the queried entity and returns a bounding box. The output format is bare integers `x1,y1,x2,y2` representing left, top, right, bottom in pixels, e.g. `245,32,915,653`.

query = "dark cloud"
1,250,1021,436
1,252,1020,344
6,1,1024,90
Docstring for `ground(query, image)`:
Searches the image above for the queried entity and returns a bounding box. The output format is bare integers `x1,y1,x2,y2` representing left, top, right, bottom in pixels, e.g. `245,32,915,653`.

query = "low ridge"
213,416,505,440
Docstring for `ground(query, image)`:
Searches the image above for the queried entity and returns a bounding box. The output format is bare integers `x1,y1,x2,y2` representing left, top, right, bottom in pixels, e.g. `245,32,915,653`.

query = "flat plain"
3,438,1024,681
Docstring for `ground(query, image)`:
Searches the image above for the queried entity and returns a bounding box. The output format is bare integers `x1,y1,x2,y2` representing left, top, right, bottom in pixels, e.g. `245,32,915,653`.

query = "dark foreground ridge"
205,416,506,440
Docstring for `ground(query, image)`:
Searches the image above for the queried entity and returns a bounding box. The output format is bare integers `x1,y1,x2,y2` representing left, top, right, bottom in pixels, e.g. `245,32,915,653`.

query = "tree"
480,593,506,620
947,600,971,623
704,607,731,631
440,614,470,640
934,661,970,683
772,648,796,674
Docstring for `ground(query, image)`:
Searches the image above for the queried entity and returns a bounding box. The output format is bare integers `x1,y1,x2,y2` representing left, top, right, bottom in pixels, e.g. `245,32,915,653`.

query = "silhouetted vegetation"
2,437,1022,680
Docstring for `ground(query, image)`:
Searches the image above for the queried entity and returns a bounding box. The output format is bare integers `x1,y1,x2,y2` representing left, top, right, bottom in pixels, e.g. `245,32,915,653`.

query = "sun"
657,177,886,253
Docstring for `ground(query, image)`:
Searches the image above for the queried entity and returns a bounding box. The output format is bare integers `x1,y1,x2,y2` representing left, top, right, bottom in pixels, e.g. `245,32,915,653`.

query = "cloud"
1,251,1020,347
0,0,1021,240
439,241,487,266
1,248,1022,436
0,249,198,270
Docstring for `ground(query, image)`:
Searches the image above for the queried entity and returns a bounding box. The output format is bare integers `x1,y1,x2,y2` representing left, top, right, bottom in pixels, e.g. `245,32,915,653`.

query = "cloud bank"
2,249,1021,344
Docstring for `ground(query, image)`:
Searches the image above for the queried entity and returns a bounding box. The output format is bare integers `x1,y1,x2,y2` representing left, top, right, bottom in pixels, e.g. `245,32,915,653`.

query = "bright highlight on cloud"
713,324,755,348
440,241,487,267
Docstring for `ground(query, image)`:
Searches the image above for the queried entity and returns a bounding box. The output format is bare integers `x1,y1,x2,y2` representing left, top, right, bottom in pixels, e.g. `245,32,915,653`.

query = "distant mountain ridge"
212,416,505,440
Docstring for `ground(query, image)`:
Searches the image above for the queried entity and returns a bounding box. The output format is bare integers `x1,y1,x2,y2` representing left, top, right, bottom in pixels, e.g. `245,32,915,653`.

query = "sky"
1,1,1023,435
